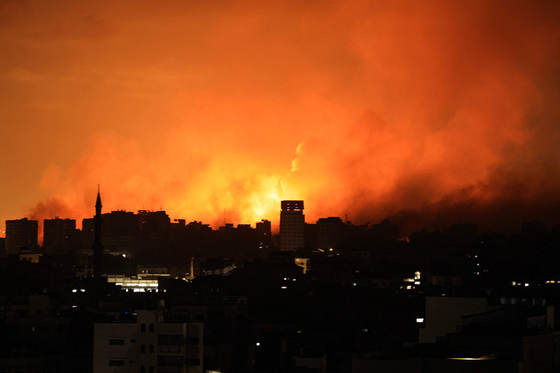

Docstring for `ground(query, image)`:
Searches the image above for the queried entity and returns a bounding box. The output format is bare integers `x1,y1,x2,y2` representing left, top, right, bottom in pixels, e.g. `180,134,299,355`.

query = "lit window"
416,318,424,323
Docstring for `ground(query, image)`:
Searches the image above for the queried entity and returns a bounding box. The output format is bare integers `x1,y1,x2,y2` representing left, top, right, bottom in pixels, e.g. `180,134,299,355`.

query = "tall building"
43,217,76,255
5,218,38,256
256,219,272,250
280,200,305,251
316,217,344,250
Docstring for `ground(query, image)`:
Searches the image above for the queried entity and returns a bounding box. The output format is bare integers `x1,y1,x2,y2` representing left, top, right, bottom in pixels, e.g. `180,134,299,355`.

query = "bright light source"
281,286,287,289
512,281,516,286
72,289,77,293
525,283,529,287
414,281,420,285
256,342,260,346
416,318,424,323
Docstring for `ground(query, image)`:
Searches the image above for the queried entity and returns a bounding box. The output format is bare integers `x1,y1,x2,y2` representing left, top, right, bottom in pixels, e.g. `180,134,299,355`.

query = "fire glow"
0,0,559,235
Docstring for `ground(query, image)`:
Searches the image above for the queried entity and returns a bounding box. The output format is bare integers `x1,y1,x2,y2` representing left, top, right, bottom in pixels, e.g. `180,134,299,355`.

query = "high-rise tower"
279,200,305,251
93,187,104,277
5,218,38,256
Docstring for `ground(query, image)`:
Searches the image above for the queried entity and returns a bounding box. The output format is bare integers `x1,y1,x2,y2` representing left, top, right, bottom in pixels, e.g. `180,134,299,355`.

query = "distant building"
316,217,344,250
94,309,203,373
5,218,38,256
256,219,272,250
43,217,76,254
0,237,5,258
137,210,171,239
419,296,489,344
280,200,305,251
201,259,234,276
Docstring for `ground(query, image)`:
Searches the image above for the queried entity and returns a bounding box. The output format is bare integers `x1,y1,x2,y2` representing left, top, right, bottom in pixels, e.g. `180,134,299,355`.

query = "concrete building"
256,219,272,250
316,217,344,251
5,218,38,256
43,217,76,255
94,309,203,373
280,200,305,251
419,296,489,343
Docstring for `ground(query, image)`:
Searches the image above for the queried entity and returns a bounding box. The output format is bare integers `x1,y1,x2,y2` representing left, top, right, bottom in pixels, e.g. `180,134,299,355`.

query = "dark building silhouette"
5,217,38,256
369,218,400,242
316,217,344,250
137,210,170,239
256,219,272,250
93,189,103,277
280,200,305,251
43,217,77,255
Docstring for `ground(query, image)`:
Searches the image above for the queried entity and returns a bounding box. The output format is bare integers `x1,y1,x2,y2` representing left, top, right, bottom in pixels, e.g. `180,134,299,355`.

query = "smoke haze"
1,0,560,235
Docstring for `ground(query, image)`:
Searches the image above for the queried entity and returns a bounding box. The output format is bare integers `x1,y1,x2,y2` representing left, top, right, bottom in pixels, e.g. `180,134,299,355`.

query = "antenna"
223,209,226,226
98,184,100,193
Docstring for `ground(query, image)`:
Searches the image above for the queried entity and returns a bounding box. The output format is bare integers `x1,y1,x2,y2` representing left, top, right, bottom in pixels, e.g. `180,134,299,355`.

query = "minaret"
93,186,103,277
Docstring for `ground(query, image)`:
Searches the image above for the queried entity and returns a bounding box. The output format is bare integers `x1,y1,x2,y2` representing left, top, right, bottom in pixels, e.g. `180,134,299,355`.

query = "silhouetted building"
43,217,76,255
256,219,272,250
5,217,38,256
137,210,170,239
369,219,400,242
0,237,5,258
522,221,547,238
316,217,344,250
280,200,305,251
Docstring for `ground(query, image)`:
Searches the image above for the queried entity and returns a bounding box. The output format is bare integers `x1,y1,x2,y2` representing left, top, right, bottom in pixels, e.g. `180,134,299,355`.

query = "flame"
0,0,557,235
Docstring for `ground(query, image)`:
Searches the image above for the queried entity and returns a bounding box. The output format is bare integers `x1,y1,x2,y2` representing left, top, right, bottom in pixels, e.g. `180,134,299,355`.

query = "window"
140,367,145,373
149,345,155,353
187,358,201,365
149,323,155,332
188,337,200,345
149,367,154,373
130,338,136,343
108,360,124,366
141,345,146,353
109,339,125,345
141,323,146,332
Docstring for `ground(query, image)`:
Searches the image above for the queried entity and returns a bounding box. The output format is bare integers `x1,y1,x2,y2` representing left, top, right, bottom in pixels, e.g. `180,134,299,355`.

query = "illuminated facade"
280,200,305,251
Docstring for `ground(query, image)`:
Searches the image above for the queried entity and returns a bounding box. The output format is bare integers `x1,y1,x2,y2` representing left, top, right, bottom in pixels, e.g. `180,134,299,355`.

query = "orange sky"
1,0,560,236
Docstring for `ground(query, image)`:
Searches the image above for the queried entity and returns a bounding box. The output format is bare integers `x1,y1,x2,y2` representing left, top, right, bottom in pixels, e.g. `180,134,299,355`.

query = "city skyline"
2,1,560,237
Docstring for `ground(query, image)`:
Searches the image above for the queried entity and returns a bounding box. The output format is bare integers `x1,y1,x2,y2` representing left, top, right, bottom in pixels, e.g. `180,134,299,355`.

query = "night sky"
2,0,560,235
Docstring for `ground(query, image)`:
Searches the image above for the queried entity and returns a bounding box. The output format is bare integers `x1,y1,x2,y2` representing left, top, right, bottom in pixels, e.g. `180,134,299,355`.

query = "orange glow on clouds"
1,0,560,235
